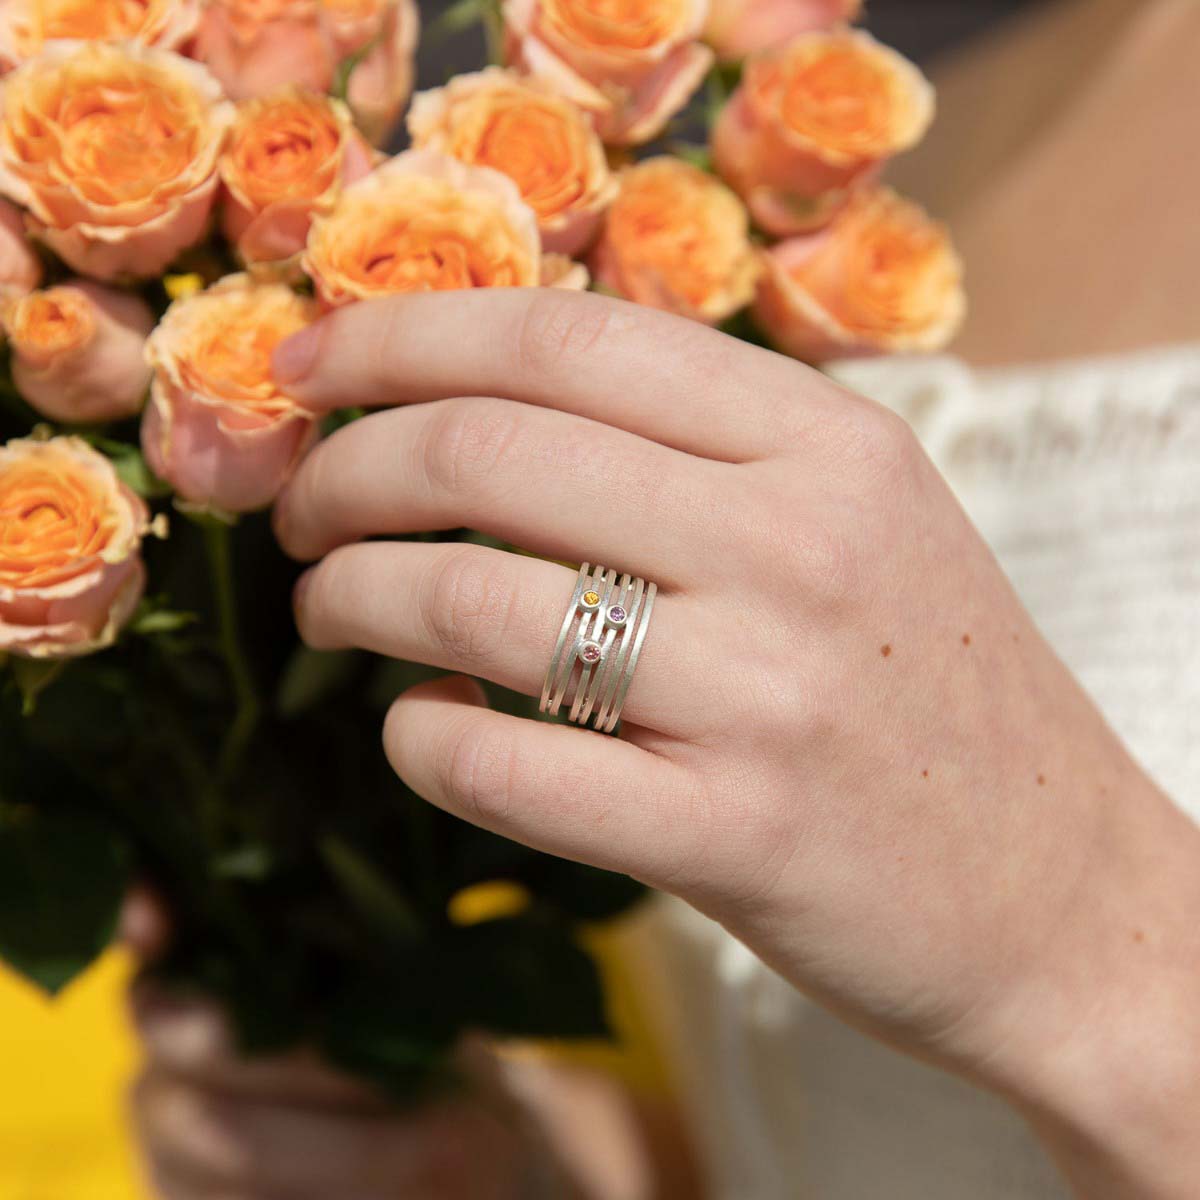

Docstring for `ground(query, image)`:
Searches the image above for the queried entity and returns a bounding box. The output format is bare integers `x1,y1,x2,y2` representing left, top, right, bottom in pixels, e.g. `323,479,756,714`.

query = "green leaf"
319,835,421,942
0,806,130,994
10,657,67,716
426,0,485,41
129,601,198,636
276,646,360,717
332,34,382,103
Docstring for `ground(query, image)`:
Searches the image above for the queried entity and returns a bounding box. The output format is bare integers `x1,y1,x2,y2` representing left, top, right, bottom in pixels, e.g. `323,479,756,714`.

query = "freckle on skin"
1133,929,1145,943
962,633,971,646
922,770,929,779
881,644,891,657
1037,774,1046,786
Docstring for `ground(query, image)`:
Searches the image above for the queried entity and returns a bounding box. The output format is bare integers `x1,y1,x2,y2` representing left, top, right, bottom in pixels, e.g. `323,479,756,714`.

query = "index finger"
271,289,823,462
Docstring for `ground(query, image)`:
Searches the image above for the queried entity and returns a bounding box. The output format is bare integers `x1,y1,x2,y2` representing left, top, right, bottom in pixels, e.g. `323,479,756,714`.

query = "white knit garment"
634,345,1200,1200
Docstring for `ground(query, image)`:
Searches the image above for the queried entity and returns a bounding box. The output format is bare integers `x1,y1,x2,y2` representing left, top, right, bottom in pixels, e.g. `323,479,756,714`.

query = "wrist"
984,783,1200,1198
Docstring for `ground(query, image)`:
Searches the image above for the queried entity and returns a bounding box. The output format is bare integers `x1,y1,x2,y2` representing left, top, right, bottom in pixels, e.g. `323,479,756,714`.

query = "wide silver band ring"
539,562,657,733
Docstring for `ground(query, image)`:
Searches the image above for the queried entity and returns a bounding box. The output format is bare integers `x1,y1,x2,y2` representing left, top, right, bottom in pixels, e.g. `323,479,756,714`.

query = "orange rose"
713,28,934,236
220,88,375,272
589,157,760,325
503,0,713,145
408,68,616,258
0,0,201,67
704,0,859,62
143,275,320,514
0,42,232,280
304,149,542,308
0,195,41,298
193,0,420,146
3,281,155,423
0,435,153,659
753,187,965,362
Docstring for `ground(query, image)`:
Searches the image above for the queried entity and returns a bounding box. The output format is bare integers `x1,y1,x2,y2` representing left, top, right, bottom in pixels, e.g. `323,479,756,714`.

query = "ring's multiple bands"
540,562,657,732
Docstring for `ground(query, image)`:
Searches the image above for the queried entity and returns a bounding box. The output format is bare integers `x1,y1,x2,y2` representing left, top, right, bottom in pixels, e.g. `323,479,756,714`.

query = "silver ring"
540,563,657,732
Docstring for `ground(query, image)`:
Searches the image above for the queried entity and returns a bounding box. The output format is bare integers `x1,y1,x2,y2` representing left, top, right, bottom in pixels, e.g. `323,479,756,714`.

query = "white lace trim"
828,342,1200,475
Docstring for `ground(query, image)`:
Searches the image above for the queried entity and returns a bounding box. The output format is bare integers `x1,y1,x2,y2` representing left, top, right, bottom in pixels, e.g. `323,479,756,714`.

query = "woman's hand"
271,290,1200,1195
128,983,648,1200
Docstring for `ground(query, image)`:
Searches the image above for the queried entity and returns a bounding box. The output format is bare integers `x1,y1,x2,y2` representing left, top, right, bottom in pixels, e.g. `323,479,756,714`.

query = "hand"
128,984,602,1200
272,290,1200,1195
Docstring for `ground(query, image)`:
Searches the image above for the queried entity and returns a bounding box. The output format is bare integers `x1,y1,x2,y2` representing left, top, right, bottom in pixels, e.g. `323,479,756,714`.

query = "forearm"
991,773,1200,1199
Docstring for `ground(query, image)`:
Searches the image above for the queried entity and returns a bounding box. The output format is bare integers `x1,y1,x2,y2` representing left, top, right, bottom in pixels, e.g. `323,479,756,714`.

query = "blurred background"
0,2,1039,1198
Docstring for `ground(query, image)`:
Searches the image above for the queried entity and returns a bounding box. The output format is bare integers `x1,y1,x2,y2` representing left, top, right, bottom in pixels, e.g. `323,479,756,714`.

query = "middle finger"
274,395,735,577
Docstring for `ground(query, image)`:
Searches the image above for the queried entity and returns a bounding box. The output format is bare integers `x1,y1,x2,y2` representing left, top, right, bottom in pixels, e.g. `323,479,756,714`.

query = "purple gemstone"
609,606,627,623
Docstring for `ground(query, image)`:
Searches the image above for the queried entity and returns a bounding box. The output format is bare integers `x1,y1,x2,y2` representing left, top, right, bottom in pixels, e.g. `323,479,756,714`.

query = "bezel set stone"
539,562,658,733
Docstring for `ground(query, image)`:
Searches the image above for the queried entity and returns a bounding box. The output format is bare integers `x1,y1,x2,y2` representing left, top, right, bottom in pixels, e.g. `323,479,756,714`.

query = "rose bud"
0,42,232,281
193,0,420,146
502,0,714,146
408,68,617,258
0,435,153,659
0,0,200,68
220,89,375,274
590,157,760,325
705,0,860,63
304,149,541,308
0,196,41,298
541,253,589,290
712,28,934,236
753,187,965,363
3,282,155,424
142,275,319,514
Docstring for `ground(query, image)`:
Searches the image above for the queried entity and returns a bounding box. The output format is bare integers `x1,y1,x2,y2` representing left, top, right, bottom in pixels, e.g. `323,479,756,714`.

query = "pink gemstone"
608,605,627,624
578,640,603,664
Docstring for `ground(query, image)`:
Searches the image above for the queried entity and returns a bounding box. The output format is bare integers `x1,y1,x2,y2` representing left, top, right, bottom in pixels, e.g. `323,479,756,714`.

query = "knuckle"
422,547,515,666
440,716,514,827
835,400,922,487
514,289,614,380
423,399,525,498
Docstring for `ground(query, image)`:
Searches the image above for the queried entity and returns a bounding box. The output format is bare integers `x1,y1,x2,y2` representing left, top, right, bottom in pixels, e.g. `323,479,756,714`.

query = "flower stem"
203,521,260,787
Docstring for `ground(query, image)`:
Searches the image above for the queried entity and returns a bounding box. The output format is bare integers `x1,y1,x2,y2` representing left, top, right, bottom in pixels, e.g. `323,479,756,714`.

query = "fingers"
133,1068,521,1200
130,983,384,1109
272,289,821,463
118,884,171,962
293,542,700,737
383,675,706,887
274,394,731,567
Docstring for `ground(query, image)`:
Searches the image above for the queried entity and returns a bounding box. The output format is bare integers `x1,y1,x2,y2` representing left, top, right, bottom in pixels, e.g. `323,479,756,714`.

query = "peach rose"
0,195,41,298
409,69,616,258
753,187,965,363
0,42,232,281
3,282,155,424
0,0,200,67
502,0,714,146
220,88,374,272
192,0,420,146
0,435,152,659
142,274,319,513
704,0,859,62
590,157,759,325
304,148,541,308
712,28,934,236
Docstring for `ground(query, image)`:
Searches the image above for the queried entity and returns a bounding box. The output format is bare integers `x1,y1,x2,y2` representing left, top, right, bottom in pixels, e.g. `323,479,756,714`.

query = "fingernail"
272,324,321,386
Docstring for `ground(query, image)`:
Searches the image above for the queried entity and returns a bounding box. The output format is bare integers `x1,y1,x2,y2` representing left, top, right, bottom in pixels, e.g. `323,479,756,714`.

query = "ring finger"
294,541,701,736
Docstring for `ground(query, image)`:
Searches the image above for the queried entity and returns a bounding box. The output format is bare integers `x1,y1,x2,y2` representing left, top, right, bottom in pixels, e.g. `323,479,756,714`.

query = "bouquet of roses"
0,0,963,1101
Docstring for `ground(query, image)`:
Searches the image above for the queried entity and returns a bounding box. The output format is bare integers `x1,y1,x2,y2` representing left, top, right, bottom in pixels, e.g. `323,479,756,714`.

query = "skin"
131,4,1200,1192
